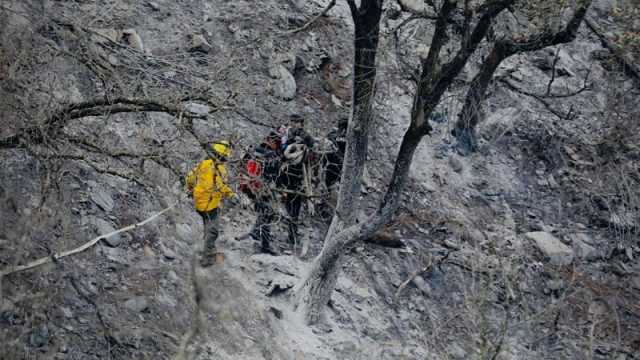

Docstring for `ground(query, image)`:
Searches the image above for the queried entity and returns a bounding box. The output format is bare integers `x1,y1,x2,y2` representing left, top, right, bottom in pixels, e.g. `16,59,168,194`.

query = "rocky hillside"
1,0,639,359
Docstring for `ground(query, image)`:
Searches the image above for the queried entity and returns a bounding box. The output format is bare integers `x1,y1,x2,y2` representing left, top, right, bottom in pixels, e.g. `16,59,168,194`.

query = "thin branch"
395,263,432,299
394,252,450,299
0,202,178,277
499,78,570,120
283,0,336,34
545,47,561,97
0,97,230,148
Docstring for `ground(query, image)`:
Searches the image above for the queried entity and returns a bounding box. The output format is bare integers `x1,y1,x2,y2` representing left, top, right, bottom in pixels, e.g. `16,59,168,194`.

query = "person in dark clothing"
278,115,313,246
324,117,348,189
241,132,282,254
279,142,306,245
283,114,315,149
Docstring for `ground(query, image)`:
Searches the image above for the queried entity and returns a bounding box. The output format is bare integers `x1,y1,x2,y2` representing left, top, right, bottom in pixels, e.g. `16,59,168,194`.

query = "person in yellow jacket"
186,140,236,267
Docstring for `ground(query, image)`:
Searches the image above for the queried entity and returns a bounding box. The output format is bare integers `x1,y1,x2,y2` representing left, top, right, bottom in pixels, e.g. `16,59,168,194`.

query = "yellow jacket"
186,159,235,212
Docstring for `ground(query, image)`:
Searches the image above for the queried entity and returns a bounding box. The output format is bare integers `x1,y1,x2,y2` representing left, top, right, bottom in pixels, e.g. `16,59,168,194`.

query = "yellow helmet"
212,140,231,158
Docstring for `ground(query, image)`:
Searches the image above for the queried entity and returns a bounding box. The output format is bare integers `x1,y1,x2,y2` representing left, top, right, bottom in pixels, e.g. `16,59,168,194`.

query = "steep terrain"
1,0,639,359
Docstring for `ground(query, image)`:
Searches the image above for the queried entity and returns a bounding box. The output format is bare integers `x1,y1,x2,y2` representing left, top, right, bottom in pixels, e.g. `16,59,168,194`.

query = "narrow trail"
172,210,326,360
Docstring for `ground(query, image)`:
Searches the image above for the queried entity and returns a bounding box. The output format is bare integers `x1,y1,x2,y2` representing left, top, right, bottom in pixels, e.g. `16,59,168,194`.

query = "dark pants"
284,193,302,244
198,208,219,257
278,163,304,245
252,195,276,250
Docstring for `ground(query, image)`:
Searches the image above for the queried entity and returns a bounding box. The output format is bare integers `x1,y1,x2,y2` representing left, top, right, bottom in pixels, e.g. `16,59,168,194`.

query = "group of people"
186,115,347,266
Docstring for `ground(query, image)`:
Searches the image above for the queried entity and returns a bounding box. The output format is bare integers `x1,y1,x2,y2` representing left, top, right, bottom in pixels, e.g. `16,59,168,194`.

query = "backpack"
239,154,264,198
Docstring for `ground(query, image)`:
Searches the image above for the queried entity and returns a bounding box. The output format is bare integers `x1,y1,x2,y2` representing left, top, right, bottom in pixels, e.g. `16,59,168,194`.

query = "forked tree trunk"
297,0,517,325
453,1,593,154
296,0,384,325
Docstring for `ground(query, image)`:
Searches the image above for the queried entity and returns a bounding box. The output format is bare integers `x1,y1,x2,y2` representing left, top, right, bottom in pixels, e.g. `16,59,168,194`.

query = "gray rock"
101,245,130,264
162,245,177,260
258,38,274,59
266,275,296,296
274,52,296,73
546,278,565,291
272,65,297,100
399,0,428,13
29,325,49,348
166,270,179,284
91,218,122,247
184,102,210,115
122,29,145,52
190,34,212,53
147,1,160,11
524,232,574,265
443,238,461,250
91,188,114,212
448,156,463,173
60,307,74,318
569,233,599,260
124,297,149,312
176,223,194,242
156,291,177,307
446,343,467,360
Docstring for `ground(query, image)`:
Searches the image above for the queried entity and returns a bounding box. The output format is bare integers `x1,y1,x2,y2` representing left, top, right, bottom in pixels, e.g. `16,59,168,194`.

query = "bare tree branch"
0,201,178,277
0,97,230,148
545,47,561,96
284,0,336,34
499,78,575,120
453,0,592,153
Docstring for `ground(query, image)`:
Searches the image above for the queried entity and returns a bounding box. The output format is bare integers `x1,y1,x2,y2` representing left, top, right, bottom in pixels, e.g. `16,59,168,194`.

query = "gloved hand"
239,195,252,209
228,195,240,207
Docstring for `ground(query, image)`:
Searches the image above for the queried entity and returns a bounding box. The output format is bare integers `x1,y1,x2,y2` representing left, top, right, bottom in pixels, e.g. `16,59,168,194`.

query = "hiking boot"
200,255,214,268
260,245,278,256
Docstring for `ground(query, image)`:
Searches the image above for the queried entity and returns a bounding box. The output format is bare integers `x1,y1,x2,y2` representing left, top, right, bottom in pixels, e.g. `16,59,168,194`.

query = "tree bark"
297,0,515,325
296,0,384,325
453,1,592,154
331,0,383,232
454,43,509,153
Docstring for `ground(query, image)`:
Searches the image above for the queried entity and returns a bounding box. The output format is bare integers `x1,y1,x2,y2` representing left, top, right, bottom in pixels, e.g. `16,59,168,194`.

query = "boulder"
123,296,149,312
122,29,145,52
189,34,212,53
147,1,160,11
90,217,122,247
448,156,463,173
524,232,574,265
271,65,297,100
28,324,49,348
569,233,599,260
184,102,210,115
166,270,180,284
398,0,428,13
90,188,114,212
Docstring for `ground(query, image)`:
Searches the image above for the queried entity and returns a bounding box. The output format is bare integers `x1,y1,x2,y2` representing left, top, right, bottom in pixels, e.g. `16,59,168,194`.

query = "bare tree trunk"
329,0,383,233
454,44,508,154
296,0,384,325
297,0,516,325
453,1,592,154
